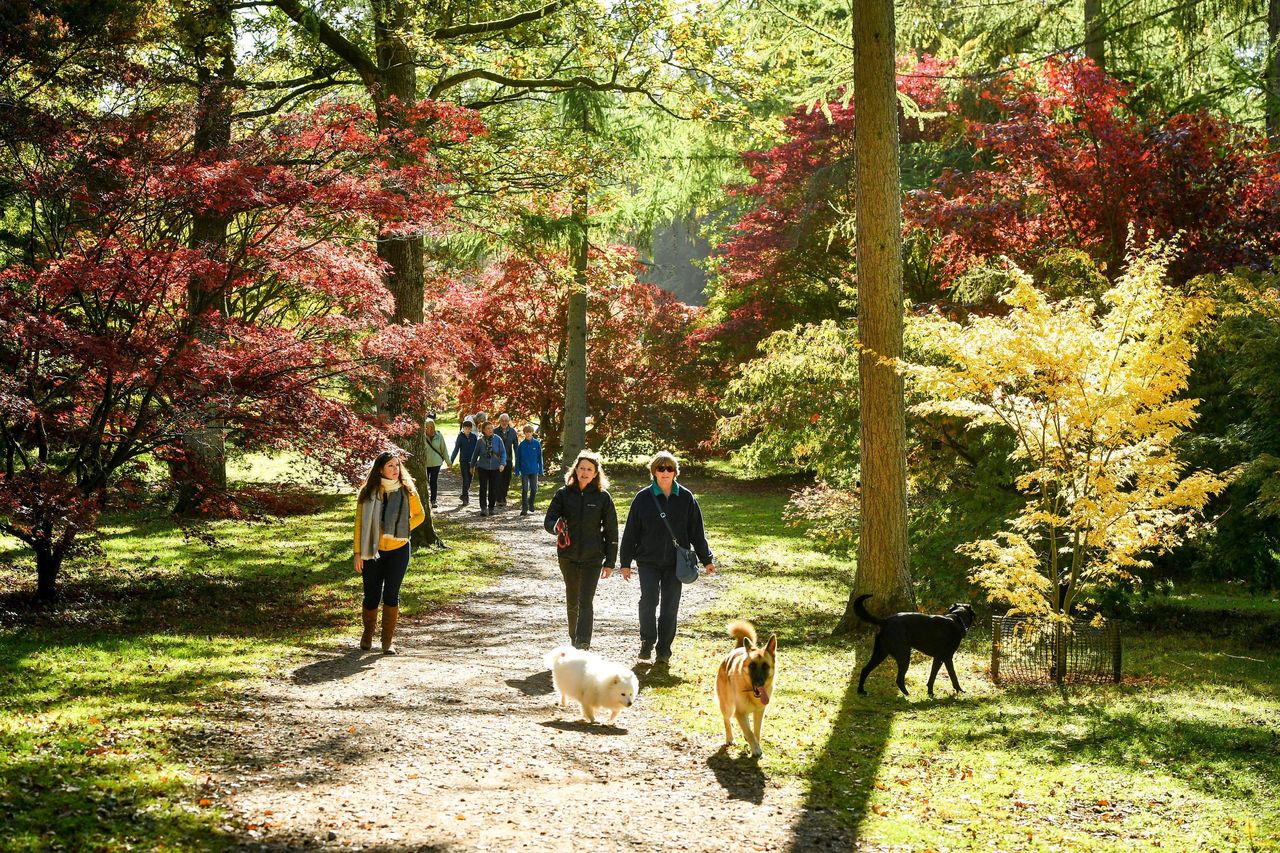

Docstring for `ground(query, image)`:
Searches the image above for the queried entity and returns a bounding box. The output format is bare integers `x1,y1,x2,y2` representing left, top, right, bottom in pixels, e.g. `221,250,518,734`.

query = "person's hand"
354,555,363,574
499,464,505,472
705,563,716,574
621,566,632,581
600,566,612,579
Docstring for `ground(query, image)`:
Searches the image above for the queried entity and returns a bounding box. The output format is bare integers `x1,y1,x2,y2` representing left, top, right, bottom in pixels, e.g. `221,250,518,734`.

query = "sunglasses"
654,465,676,473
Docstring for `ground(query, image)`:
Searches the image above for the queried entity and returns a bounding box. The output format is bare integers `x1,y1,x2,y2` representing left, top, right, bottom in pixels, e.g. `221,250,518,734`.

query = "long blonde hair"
564,450,610,492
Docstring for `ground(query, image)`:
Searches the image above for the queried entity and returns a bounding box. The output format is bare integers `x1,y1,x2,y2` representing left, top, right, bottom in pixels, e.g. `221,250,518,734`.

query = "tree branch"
430,0,575,40
268,0,379,88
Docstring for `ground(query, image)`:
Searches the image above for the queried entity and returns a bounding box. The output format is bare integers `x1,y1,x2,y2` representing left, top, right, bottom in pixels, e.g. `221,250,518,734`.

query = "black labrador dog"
854,594,976,697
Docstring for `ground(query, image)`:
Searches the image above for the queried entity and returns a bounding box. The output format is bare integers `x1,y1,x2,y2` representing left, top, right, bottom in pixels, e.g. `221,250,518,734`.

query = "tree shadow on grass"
786,645,896,851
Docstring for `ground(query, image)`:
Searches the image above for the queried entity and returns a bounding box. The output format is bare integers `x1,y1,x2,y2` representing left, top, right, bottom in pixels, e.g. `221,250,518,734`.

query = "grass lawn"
0,454,503,852
648,466,1280,852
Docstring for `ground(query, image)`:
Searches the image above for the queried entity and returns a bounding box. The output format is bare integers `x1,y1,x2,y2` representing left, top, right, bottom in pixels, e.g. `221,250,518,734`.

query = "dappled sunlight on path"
198,469,857,851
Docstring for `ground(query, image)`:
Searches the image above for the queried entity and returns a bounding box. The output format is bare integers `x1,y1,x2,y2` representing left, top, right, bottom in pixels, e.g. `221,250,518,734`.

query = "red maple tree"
0,97,481,600
450,245,710,463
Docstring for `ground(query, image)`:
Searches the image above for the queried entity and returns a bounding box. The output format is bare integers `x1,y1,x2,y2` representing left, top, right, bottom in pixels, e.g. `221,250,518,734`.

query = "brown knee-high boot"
380,606,399,654
360,609,377,650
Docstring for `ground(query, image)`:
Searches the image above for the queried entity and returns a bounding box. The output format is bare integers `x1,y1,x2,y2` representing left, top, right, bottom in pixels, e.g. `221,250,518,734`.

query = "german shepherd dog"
715,620,777,757
854,594,976,697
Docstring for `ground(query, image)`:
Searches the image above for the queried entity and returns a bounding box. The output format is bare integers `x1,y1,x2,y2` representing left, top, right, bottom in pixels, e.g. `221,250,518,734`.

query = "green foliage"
646,471,1280,851
1177,271,1280,590
720,320,860,483
0,476,502,851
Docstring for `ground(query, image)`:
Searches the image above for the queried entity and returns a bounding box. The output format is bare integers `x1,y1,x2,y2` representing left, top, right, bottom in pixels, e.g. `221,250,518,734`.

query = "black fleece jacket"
619,482,713,570
543,483,619,567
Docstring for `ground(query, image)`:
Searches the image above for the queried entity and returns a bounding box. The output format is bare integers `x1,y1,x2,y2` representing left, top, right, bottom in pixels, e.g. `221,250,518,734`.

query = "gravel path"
200,470,855,852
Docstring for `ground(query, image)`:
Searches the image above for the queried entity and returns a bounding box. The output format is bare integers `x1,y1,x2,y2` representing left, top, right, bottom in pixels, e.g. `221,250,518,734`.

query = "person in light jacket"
619,450,714,664
353,452,426,654
544,450,619,650
422,418,450,508
471,420,507,517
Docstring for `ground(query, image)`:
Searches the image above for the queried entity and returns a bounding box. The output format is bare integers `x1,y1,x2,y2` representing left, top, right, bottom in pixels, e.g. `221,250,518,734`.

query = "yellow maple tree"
901,241,1226,621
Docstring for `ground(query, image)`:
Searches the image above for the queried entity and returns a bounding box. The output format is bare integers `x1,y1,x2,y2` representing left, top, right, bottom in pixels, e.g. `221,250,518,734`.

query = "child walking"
514,424,544,516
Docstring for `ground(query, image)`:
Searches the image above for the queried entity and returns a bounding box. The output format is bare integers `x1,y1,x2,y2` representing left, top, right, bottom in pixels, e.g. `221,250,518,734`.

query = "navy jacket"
450,430,477,466
544,483,619,567
496,425,518,460
619,482,713,570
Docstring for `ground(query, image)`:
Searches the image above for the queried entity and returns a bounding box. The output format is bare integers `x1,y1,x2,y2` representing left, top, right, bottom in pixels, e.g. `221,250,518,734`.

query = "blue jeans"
362,543,410,609
638,563,682,658
521,474,539,510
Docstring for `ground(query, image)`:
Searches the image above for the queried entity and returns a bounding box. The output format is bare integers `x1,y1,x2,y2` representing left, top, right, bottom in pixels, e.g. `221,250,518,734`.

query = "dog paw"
751,747,763,758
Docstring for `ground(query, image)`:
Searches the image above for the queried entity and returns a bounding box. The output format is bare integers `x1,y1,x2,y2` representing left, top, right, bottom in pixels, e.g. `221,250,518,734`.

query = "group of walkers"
438,412,545,517
353,420,716,663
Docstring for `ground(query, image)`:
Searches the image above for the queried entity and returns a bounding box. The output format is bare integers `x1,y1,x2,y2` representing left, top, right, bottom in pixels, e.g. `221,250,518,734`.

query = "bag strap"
649,489,682,548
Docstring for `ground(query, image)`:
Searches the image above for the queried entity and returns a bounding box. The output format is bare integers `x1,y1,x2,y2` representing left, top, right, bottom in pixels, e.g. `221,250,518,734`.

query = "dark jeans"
362,542,410,609
498,464,513,504
638,563,682,658
459,464,472,502
477,467,499,511
426,465,441,504
559,555,602,647
521,474,539,511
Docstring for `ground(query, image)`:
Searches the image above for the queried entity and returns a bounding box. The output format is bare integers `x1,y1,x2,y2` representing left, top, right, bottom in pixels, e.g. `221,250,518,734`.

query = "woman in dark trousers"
471,420,507,516
543,450,619,650
353,452,426,654
619,450,714,664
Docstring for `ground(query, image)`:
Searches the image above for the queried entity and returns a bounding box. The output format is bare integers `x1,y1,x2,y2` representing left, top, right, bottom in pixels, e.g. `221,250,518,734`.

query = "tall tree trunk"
1083,0,1105,71
174,0,234,514
561,185,589,470
371,0,438,545
1268,0,1280,145
834,0,915,635
34,541,59,603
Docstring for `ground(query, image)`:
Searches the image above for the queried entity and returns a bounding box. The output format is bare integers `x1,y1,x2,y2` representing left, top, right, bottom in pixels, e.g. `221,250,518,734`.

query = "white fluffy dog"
544,646,639,724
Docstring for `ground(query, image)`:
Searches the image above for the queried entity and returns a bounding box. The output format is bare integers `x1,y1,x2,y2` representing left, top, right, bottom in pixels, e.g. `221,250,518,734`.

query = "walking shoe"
638,643,653,660
520,510,528,516
479,509,488,517
431,501,438,509
655,654,671,664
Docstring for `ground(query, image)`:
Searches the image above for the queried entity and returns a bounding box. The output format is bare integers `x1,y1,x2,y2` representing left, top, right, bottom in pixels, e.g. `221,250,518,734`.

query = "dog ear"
765,634,777,654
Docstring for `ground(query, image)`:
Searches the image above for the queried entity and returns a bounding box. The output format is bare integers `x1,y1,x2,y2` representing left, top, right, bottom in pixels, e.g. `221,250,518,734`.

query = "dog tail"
853,594,884,627
543,645,574,670
727,619,757,648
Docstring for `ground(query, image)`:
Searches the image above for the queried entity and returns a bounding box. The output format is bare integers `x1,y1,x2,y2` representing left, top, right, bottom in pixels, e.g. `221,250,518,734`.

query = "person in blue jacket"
514,424,544,516
619,450,715,664
449,418,477,505
470,420,507,517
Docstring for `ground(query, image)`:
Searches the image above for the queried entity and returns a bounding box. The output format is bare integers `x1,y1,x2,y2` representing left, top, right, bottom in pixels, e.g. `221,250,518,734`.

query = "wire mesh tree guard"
991,615,1122,686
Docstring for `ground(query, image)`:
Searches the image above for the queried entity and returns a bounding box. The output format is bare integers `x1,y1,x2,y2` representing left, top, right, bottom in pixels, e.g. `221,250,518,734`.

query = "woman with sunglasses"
618,450,715,664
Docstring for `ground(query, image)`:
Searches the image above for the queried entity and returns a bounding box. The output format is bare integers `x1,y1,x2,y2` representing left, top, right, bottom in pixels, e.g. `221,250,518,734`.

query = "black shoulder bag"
650,490,700,584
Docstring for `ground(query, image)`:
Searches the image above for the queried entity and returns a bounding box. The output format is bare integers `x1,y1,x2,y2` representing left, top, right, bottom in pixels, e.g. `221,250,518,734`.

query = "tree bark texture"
834,0,915,634
175,0,234,514
560,185,590,471
35,543,58,603
1083,0,1105,72
1268,0,1280,144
